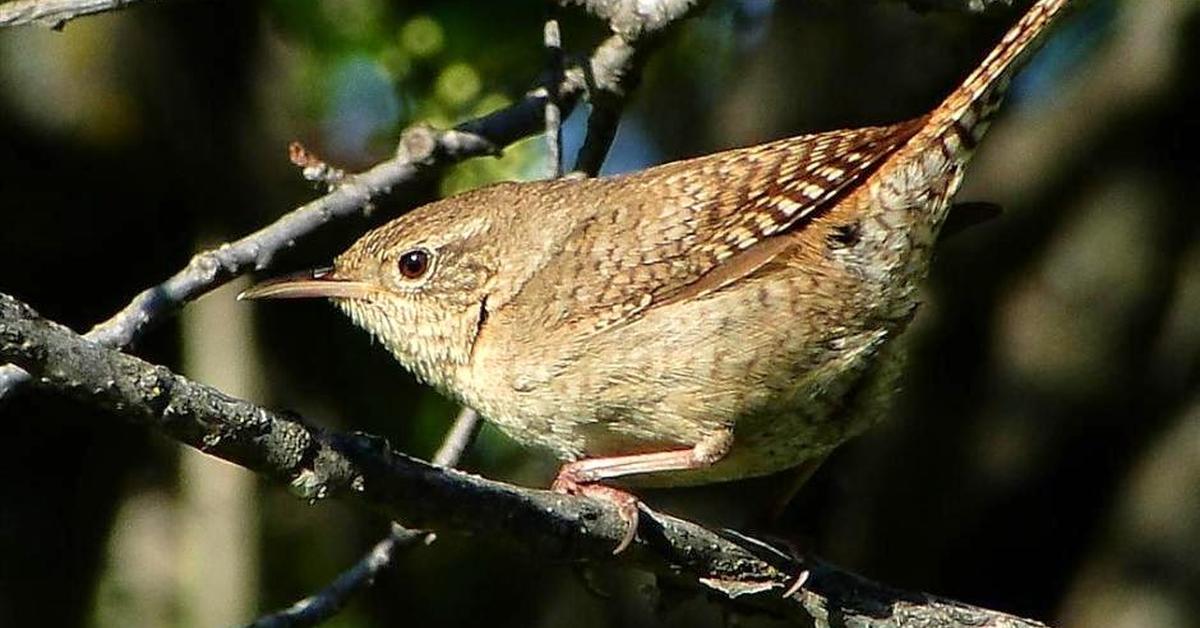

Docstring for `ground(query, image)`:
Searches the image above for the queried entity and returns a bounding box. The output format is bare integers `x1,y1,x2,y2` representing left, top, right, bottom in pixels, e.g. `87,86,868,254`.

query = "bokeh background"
1,0,1197,626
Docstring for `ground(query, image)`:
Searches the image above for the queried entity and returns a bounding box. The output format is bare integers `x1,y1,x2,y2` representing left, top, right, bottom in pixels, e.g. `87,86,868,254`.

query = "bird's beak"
237,267,374,301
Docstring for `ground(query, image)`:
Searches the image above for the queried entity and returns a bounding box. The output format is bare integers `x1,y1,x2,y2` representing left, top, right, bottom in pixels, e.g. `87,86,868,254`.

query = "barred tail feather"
925,0,1073,155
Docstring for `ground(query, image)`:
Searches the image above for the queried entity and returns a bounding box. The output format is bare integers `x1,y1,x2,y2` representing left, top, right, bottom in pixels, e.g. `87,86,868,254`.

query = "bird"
242,0,1074,552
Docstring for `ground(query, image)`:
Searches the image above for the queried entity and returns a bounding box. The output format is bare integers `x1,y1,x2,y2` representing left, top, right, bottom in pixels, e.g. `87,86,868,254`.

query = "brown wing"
508,118,927,333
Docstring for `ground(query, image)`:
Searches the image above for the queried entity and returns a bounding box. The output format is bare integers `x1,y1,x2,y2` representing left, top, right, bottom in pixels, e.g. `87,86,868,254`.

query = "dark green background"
1,1,1197,626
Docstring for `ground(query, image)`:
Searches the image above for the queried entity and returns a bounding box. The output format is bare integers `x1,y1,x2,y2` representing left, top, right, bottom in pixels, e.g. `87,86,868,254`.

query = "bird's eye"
397,248,431,280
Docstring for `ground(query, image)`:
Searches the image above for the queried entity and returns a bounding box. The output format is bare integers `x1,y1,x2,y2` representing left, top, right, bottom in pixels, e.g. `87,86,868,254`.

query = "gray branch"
544,12,566,178
247,526,432,628
0,0,1020,401
561,0,718,40
572,32,637,176
0,0,164,29
0,0,722,405
247,408,480,628
0,46,601,403
0,292,1048,628
558,0,1007,35
431,407,482,467
0,125,489,398
0,0,1010,32
560,0,713,175
903,0,1013,12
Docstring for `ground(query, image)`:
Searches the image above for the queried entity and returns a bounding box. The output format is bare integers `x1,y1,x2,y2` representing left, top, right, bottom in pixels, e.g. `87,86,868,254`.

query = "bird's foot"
552,467,640,554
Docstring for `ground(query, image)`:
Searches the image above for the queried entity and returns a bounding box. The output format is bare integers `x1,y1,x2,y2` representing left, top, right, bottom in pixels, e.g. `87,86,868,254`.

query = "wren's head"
240,182,546,393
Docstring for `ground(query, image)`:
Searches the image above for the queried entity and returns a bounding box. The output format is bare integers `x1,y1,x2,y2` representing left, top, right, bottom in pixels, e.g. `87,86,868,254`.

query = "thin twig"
1,0,719,404
0,292,1050,628
550,1,715,175
574,61,626,176
0,0,718,402
246,526,431,628
572,37,633,175
432,407,482,468
569,17,669,175
248,407,481,628
543,11,565,178
0,49,607,404
0,126,483,399
288,141,347,190
0,0,1004,31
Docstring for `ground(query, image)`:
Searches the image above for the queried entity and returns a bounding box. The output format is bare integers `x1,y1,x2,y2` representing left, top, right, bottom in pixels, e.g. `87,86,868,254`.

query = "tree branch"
247,526,432,628
0,292,1048,628
0,0,1008,32
561,0,713,175
572,33,635,176
0,0,162,29
248,407,480,628
431,407,482,468
0,0,721,403
0,124,492,398
543,10,566,178
560,0,711,40
0,35,606,404
0,0,1021,403
904,0,1013,13
560,0,1011,27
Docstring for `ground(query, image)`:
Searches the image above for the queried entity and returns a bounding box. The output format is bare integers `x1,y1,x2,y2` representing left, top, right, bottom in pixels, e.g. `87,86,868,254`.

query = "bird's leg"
551,430,733,553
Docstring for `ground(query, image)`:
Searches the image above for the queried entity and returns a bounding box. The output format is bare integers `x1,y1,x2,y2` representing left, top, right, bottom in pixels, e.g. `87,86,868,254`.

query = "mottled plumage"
245,0,1072,494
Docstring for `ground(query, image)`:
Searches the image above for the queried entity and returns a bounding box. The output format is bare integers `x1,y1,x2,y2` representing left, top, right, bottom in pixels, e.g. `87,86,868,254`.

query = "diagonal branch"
431,407,482,468
0,32,612,403
0,0,164,29
0,0,718,404
0,0,1020,403
0,125,497,399
248,407,481,628
0,0,1006,32
247,526,432,628
0,291,1049,628
571,32,637,176
561,0,714,175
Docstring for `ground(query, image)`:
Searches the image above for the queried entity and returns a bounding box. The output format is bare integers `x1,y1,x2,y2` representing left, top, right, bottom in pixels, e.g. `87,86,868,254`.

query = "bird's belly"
471,271,910,486
482,335,903,487
631,341,905,487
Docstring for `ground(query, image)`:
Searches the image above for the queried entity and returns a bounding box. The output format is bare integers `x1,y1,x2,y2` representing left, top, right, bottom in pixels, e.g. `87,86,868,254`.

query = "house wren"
243,0,1072,550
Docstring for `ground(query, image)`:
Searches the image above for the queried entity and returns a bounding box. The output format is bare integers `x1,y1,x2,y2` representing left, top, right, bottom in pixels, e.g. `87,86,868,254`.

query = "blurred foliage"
0,1,1197,627
260,1,547,192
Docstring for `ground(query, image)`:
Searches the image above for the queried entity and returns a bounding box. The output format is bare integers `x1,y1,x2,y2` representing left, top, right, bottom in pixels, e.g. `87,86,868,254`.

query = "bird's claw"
552,472,640,554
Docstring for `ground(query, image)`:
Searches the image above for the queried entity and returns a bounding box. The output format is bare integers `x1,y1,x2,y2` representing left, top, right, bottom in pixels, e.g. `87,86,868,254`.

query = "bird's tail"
922,0,1073,155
